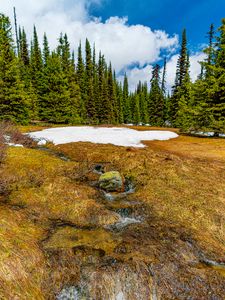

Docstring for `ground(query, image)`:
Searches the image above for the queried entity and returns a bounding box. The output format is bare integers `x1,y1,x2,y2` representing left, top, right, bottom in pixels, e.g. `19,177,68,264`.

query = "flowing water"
41,167,225,299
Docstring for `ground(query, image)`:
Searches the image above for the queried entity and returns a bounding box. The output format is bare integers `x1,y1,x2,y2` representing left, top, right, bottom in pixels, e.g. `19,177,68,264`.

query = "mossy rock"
99,171,124,192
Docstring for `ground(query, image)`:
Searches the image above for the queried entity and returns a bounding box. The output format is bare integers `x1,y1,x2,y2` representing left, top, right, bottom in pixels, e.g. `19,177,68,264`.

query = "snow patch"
28,126,178,148
6,143,24,148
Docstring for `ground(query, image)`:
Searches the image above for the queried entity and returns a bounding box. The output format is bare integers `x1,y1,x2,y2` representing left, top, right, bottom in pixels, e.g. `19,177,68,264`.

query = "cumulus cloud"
1,0,203,91
165,52,206,90
0,0,178,73
124,52,206,92
118,65,153,92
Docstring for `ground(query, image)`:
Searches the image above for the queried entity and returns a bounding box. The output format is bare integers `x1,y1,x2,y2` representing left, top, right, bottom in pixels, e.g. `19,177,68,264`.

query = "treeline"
0,13,126,125
131,19,225,134
0,12,225,133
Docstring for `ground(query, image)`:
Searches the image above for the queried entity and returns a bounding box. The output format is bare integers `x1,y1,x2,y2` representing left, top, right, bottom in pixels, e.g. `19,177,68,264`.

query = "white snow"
3,135,24,147
28,126,178,148
6,143,24,148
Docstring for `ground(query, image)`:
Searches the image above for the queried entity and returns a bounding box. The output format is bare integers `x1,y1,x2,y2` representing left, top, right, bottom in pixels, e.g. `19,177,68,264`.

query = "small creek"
38,153,225,299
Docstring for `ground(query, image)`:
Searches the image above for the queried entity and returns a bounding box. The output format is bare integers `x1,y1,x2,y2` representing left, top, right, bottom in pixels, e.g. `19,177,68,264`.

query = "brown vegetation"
0,126,224,299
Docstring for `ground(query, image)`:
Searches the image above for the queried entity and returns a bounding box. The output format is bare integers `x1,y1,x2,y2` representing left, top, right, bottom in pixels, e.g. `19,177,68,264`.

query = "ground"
0,126,224,299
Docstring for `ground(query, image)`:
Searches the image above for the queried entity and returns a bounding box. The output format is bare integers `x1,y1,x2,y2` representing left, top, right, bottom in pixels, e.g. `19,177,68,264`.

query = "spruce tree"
107,63,117,123
85,39,96,122
0,14,30,123
149,64,164,126
43,33,50,66
161,57,167,95
123,73,130,123
76,42,87,121
207,19,225,134
170,29,189,125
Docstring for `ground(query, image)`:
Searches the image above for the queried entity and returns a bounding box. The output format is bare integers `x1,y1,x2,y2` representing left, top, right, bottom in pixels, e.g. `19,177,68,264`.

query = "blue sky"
90,0,225,51
0,0,224,90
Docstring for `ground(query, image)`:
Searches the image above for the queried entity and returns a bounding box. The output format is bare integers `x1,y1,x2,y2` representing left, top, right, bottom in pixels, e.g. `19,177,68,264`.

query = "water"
108,217,142,230
200,258,225,277
56,287,80,300
37,146,71,161
102,180,135,201
57,264,154,300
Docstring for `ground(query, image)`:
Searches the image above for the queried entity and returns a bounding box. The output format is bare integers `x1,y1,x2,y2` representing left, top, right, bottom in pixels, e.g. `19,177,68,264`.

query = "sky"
0,0,224,91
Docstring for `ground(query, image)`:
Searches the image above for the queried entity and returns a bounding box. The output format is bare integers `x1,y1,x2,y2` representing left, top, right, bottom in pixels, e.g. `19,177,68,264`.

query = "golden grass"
55,139,225,255
0,206,45,300
0,126,224,298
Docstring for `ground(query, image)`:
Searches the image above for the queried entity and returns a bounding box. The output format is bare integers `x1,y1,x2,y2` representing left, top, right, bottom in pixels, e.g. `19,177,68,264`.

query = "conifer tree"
204,24,215,78
39,51,70,123
30,25,43,118
43,33,50,66
170,29,189,125
123,73,130,123
116,81,124,123
140,82,149,124
76,42,86,121
149,64,164,125
85,39,96,122
0,14,30,123
107,63,117,123
207,19,225,134
161,57,167,95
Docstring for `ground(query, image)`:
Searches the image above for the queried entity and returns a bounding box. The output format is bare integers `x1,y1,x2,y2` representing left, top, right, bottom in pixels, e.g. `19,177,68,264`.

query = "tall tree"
170,29,189,124
76,42,86,121
161,57,167,95
149,64,164,125
0,14,30,123
123,73,130,123
85,39,96,122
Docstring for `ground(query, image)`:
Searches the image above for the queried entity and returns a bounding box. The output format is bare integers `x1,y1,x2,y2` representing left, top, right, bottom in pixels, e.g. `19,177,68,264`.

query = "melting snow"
6,143,24,148
28,126,178,148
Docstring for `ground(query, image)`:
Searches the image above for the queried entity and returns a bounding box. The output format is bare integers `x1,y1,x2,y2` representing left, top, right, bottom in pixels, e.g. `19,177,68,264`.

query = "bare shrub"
0,121,37,148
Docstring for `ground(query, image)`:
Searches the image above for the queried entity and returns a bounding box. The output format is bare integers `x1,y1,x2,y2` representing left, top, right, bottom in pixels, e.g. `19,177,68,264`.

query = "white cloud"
124,52,206,92
1,0,204,92
0,0,178,73
165,52,206,90
118,65,153,92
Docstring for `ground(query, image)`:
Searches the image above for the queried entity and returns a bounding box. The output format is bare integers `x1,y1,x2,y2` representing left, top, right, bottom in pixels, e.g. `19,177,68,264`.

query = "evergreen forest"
1,12,225,134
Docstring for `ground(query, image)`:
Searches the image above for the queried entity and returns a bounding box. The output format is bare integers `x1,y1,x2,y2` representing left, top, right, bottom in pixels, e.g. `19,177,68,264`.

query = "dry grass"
0,206,45,300
0,125,224,298
55,139,225,255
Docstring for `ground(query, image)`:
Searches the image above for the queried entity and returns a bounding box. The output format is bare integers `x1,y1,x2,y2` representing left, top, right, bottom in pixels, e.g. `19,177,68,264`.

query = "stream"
38,151,225,299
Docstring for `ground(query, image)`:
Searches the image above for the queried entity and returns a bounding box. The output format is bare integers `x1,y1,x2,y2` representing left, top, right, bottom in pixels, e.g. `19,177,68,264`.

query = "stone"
99,171,124,192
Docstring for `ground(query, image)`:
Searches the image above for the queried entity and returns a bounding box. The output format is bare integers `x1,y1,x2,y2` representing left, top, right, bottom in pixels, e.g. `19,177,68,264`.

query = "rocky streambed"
41,166,225,300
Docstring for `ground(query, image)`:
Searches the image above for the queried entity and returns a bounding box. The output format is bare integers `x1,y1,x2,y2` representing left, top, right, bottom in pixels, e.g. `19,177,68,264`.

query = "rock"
99,171,124,192
93,164,105,174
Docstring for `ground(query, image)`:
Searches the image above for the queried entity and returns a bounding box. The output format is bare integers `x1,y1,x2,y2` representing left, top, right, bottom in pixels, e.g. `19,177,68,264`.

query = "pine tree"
107,63,117,123
170,29,189,125
85,39,96,123
18,28,38,119
207,19,225,134
43,33,50,66
116,81,124,123
39,51,70,123
140,82,149,124
133,94,141,124
76,42,86,121
0,14,30,123
205,24,215,78
30,25,43,118
161,57,167,95
149,64,164,125
123,73,130,123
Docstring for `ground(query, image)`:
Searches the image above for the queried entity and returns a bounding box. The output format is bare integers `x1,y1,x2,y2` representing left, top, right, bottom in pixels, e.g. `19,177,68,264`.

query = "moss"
43,227,121,255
